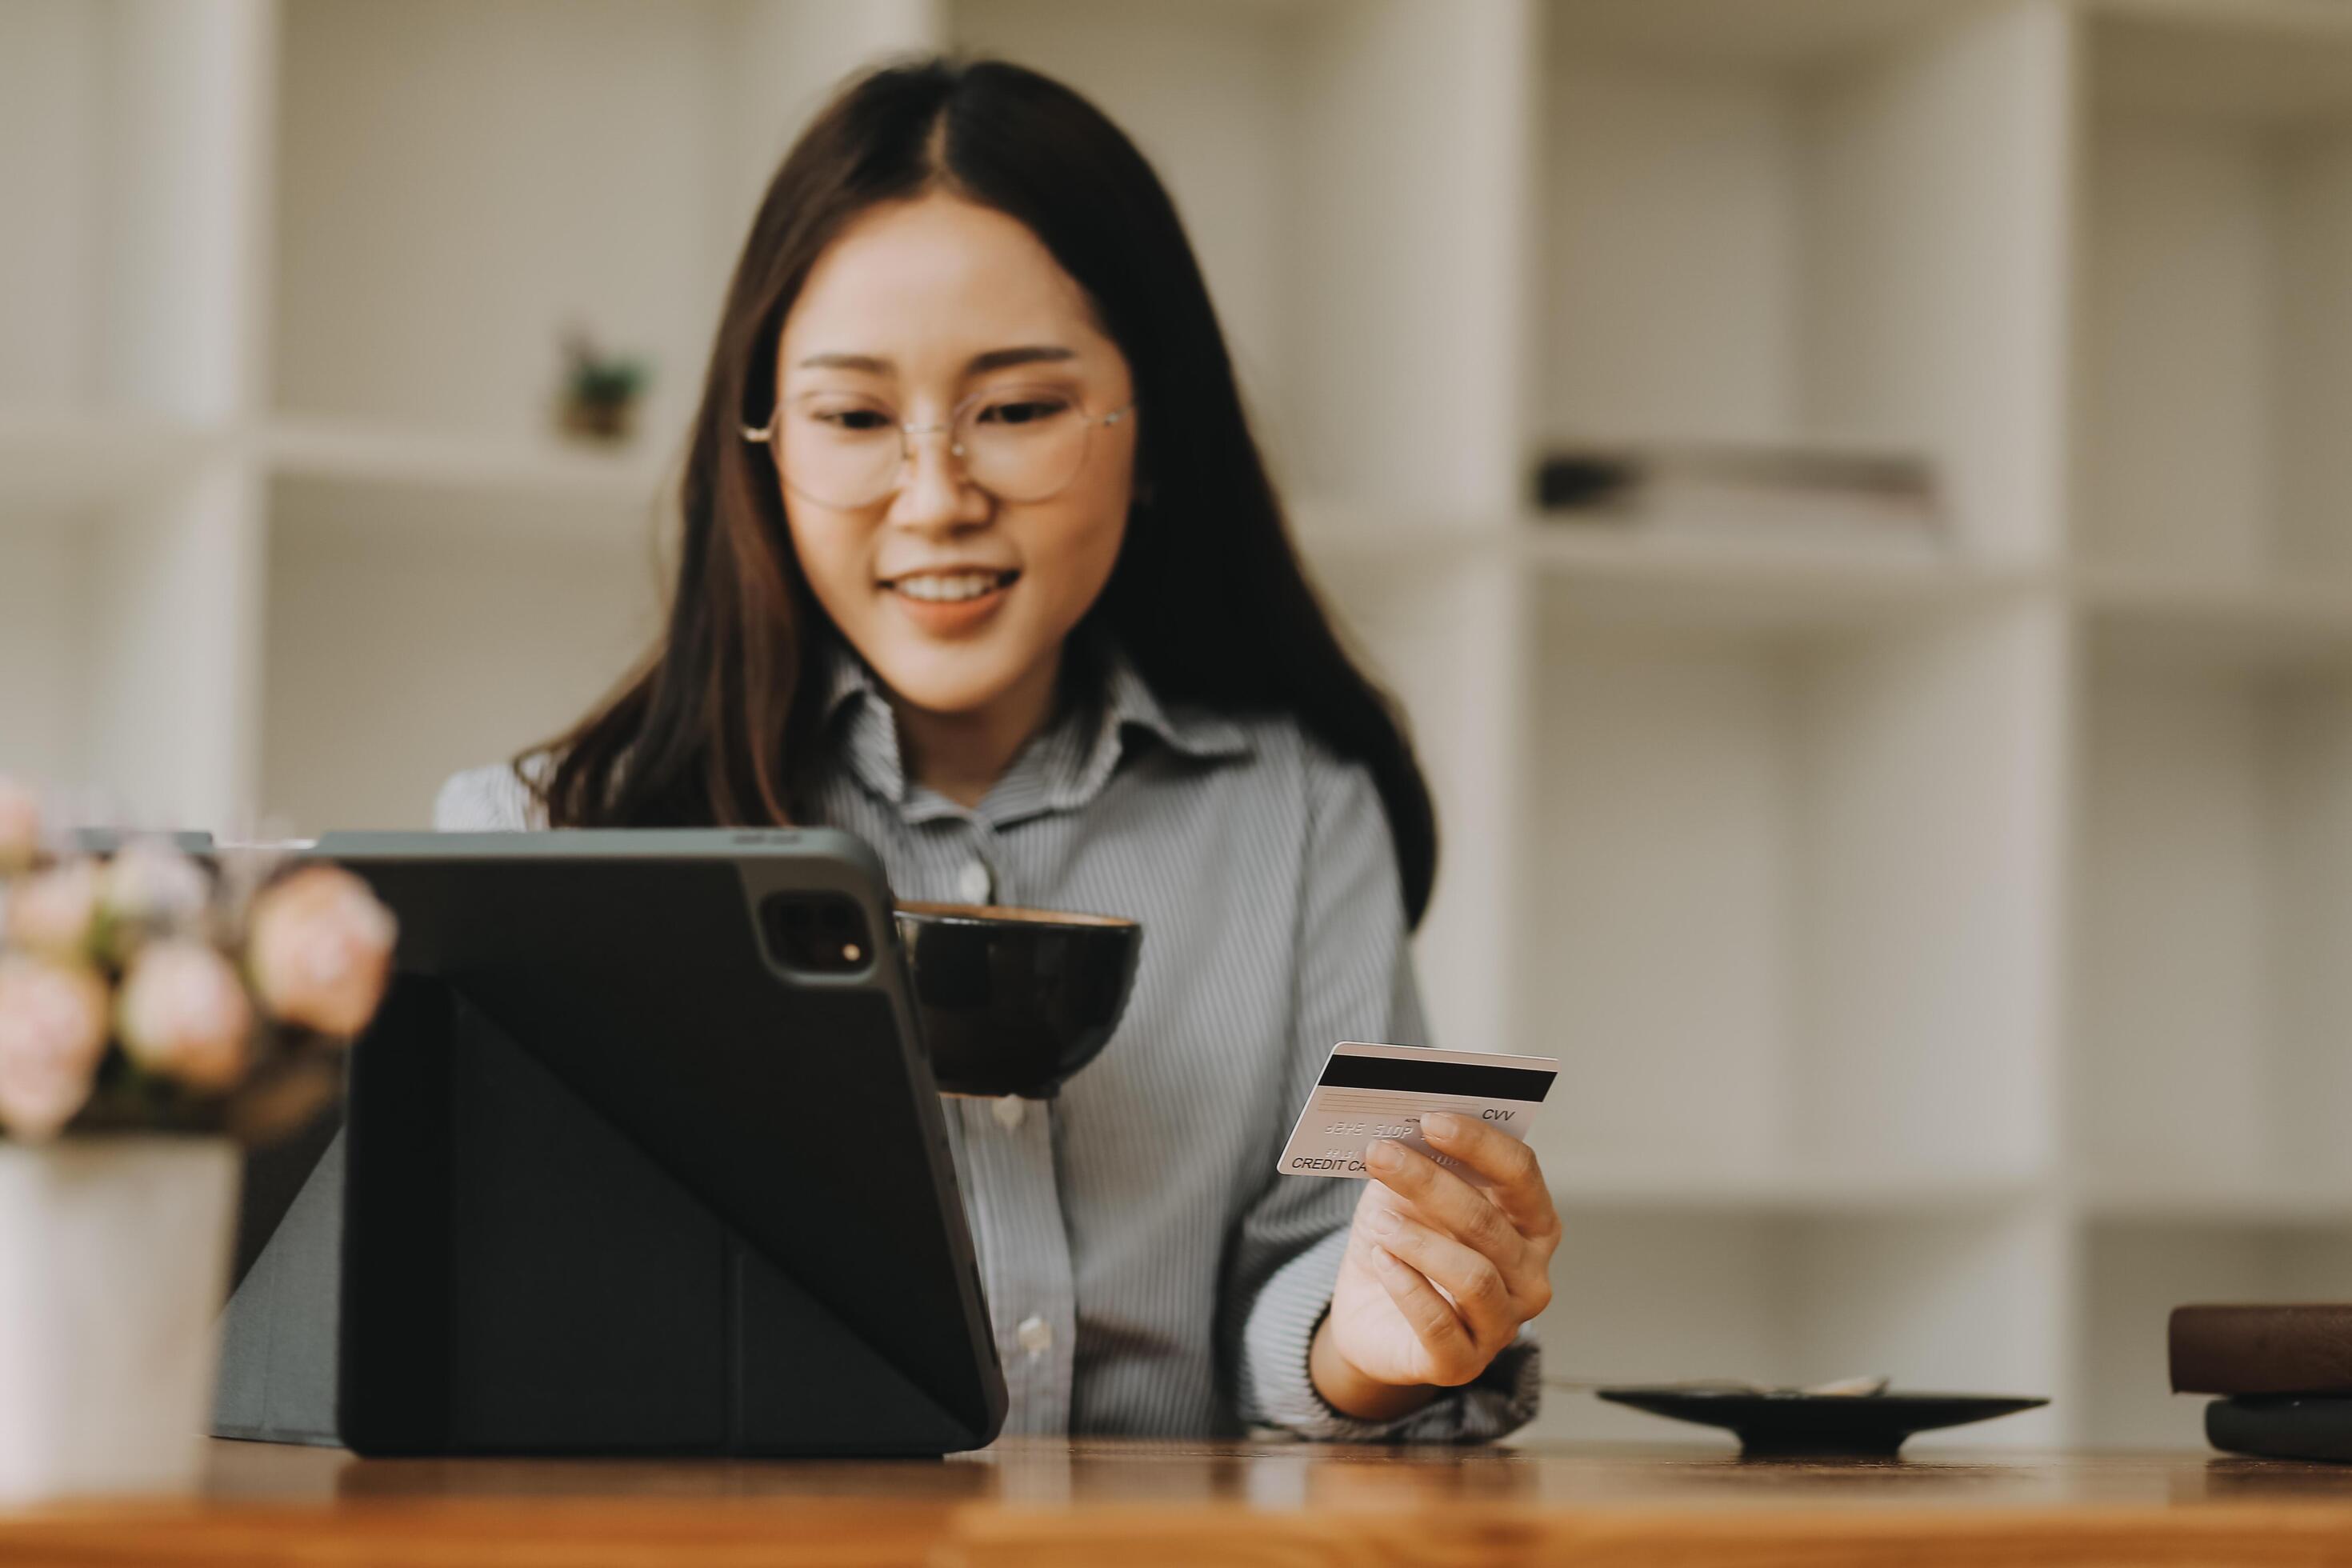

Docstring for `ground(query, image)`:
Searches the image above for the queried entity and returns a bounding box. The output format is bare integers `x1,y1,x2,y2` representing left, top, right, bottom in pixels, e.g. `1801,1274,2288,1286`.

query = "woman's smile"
882,566,1022,635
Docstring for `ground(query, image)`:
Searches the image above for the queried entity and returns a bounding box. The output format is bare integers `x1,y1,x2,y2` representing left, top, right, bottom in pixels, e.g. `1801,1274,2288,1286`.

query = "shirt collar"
810,629,1250,823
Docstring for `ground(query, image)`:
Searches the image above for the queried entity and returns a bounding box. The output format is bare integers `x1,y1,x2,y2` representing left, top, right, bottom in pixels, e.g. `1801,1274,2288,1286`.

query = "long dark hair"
536,57,1439,926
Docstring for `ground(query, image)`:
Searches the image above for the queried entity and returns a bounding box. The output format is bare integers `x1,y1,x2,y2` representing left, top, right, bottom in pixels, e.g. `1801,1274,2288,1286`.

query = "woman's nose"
887,426,990,530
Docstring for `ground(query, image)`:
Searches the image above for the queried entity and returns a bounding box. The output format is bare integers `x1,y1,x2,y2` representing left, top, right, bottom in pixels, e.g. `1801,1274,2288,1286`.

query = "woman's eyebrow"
966,346,1075,374
791,346,1076,375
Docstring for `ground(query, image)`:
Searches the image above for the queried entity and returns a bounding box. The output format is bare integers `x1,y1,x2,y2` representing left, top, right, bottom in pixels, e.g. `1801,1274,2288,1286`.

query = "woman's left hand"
1313,1111,1558,1413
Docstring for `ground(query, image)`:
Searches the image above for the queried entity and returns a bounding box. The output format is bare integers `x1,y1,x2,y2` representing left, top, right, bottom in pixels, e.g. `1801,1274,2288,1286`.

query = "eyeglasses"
742,384,1134,509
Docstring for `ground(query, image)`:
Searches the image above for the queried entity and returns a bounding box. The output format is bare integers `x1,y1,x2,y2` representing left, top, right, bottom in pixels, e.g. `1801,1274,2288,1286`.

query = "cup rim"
895,899,1135,930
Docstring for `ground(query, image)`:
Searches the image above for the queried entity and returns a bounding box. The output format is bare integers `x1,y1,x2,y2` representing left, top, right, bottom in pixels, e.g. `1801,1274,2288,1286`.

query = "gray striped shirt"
434,634,1539,1442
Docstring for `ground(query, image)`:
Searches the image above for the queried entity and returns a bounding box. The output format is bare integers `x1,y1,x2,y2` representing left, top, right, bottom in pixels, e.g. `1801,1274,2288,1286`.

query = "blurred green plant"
559,325,652,442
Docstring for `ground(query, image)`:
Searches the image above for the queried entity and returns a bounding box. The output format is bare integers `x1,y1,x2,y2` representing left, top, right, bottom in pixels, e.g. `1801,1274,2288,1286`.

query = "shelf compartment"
270,0,927,449
2077,6,2352,579
2074,643,2352,1198
0,512,97,794
0,0,266,419
2078,1216,2352,1450
0,1,109,412
258,473,663,835
1311,550,1525,1055
1538,0,2070,556
950,0,1526,513
1522,592,2066,1186
1530,1206,2066,1448
0,467,264,834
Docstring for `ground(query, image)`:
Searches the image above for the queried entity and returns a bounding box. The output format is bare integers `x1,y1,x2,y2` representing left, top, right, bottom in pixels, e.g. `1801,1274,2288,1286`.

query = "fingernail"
1366,1206,1400,1236
1366,1140,1403,1169
1422,1111,1460,1139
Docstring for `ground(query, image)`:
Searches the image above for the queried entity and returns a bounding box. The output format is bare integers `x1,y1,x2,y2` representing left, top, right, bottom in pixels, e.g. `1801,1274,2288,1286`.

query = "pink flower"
118,939,252,1092
246,866,396,1038
0,779,38,876
0,954,110,1140
7,859,102,958
100,838,213,933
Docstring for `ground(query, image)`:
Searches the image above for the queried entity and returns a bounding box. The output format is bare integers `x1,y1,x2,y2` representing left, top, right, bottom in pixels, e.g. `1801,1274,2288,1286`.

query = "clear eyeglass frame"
740,386,1135,508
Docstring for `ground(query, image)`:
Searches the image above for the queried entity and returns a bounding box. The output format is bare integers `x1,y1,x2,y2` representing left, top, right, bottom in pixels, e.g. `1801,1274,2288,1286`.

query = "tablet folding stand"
215,974,986,1456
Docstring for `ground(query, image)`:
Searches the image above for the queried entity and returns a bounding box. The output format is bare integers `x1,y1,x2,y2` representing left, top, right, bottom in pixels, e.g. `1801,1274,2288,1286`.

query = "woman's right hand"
1310,1114,1558,1418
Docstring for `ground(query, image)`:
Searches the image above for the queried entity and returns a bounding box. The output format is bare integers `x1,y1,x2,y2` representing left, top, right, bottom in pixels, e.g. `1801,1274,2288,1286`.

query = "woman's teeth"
893,573,1010,603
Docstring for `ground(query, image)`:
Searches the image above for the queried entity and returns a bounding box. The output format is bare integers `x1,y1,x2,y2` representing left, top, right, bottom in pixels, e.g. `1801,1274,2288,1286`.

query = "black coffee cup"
893,901,1142,1099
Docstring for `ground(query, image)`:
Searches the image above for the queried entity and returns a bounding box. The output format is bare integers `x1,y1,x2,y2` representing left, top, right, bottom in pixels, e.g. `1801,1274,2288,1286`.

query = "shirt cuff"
1239,1226,1543,1444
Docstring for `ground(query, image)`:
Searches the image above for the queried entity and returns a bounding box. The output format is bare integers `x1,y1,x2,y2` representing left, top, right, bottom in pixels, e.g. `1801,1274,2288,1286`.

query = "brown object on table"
2173,1304,2352,1396
5,1437,2352,1566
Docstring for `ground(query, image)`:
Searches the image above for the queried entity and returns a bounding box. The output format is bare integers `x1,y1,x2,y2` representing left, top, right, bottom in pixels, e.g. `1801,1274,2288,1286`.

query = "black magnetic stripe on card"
1316,1054,1556,1102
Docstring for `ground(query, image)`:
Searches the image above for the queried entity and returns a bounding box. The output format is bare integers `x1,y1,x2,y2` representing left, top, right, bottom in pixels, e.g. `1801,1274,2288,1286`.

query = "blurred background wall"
4,0,2352,1449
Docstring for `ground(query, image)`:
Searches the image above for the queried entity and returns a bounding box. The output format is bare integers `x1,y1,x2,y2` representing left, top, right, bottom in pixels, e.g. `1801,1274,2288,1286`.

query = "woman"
437,57,1555,1442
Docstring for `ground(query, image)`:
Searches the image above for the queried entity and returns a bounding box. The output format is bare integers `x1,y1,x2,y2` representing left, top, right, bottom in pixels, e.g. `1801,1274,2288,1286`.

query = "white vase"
0,1135,239,1504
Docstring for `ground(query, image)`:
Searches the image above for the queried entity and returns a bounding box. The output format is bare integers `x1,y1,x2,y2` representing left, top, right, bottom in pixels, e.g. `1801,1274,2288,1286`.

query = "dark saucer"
1596,1387,2050,1458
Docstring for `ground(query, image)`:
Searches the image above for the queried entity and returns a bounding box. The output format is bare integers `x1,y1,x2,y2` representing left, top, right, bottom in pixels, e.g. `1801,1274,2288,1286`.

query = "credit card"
1275,1041,1558,1185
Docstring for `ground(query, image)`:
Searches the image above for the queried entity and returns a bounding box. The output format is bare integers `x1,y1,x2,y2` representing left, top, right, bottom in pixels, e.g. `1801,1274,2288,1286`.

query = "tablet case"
212,830,1005,1456
2205,1394,2352,1462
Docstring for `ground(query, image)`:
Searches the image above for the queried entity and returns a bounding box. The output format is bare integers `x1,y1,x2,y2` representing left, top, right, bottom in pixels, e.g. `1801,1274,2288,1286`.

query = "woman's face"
772,193,1136,718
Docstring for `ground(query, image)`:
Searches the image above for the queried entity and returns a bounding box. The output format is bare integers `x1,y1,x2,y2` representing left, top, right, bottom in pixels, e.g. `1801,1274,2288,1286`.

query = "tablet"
214,828,1004,1458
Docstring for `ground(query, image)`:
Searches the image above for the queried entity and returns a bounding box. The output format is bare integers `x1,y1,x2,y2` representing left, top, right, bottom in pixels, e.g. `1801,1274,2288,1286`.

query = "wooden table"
4,1437,2352,1566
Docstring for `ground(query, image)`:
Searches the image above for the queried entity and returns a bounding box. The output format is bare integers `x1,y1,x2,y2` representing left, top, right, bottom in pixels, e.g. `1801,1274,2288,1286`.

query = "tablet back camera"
760,891,874,974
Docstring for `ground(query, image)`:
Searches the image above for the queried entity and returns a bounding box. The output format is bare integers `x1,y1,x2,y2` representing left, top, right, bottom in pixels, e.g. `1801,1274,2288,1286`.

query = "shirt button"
991,1094,1026,1130
1016,1314,1053,1356
955,858,993,905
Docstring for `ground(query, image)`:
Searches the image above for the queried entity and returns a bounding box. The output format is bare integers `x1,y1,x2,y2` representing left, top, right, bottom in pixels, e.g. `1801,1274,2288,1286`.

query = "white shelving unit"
2059,0,2352,1451
7,0,2352,1449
